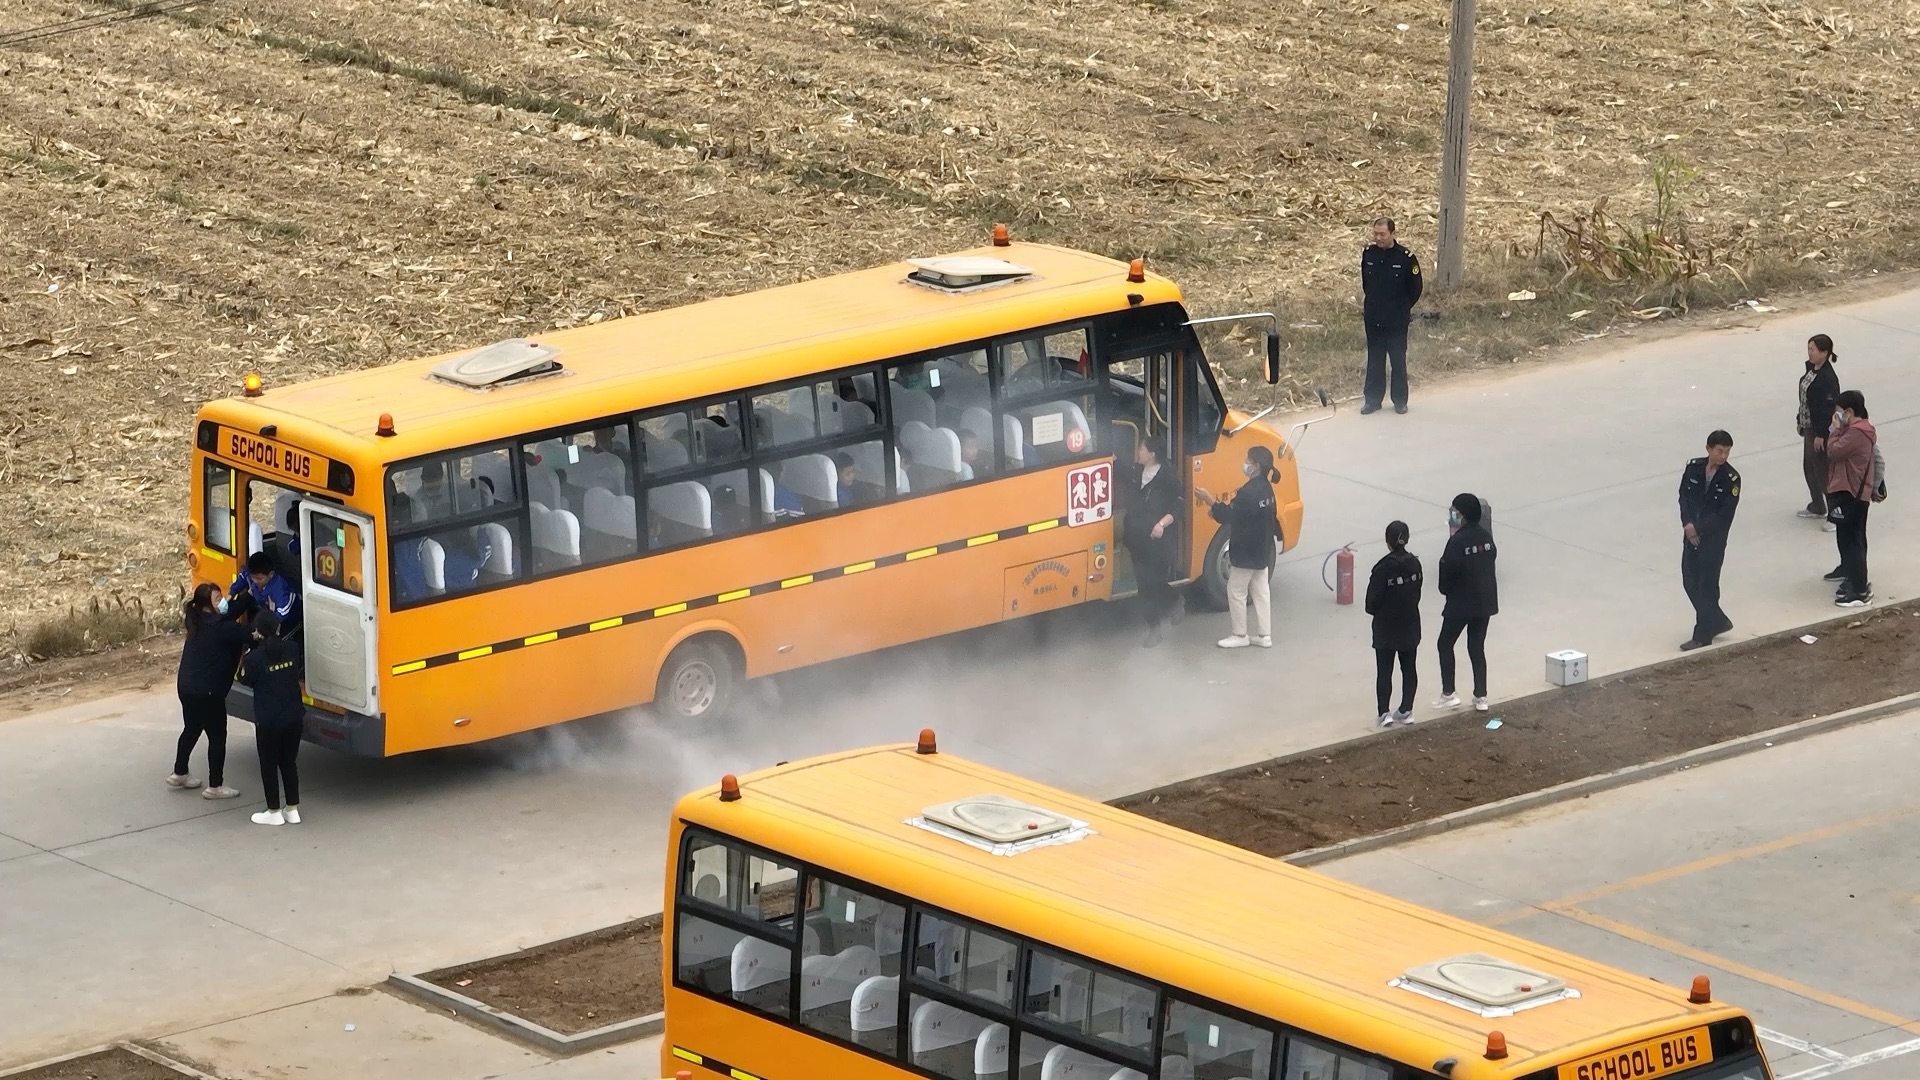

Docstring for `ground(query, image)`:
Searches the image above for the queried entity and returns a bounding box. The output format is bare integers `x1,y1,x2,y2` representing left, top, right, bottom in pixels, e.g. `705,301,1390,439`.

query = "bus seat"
419,538,447,593
247,520,264,558
1111,1071,1147,1080
976,1023,1010,1076
819,395,846,435
1001,414,1026,468
900,421,963,491
850,372,878,404
677,914,734,979
760,406,813,447
642,433,690,474
530,504,581,572
800,944,880,1013
694,417,742,461
911,999,993,1056
650,481,712,547
845,442,908,499
731,936,789,1013
893,385,936,427
781,455,837,516
526,467,566,515
756,469,776,525
582,450,628,495
693,873,722,901
583,487,637,560
873,905,904,961
1158,1056,1192,1080
473,522,514,580
1041,1045,1126,1080
840,399,875,430
850,975,898,1043
271,491,299,539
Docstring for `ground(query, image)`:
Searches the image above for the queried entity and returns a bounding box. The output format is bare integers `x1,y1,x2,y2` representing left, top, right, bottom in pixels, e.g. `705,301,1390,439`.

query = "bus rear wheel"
655,637,740,723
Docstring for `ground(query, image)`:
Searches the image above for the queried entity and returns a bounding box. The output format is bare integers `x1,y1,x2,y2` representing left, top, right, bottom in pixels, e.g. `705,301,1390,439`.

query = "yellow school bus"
660,736,1771,1080
187,237,1306,756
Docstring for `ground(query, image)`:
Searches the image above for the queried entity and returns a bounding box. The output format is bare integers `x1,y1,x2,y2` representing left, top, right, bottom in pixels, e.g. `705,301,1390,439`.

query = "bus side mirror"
1264,333,1280,385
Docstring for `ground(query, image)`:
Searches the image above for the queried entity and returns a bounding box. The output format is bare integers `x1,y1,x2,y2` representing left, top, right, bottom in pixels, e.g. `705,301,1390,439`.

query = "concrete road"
1,285,1916,1065
1319,709,1920,1080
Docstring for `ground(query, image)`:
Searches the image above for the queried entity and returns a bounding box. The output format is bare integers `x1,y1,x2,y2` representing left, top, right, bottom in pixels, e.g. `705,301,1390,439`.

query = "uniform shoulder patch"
1409,260,1420,274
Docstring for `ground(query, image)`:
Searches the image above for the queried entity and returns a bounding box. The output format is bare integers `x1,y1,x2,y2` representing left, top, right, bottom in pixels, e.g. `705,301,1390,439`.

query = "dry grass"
18,594,166,660
1,0,1919,639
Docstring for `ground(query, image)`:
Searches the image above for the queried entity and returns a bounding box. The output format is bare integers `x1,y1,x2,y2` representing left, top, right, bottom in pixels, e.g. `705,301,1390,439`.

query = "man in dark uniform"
1359,217,1424,415
1679,430,1741,651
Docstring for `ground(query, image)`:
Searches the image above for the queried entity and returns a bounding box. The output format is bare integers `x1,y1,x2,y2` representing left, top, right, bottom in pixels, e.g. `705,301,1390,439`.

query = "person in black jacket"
1359,217,1424,415
1366,521,1423,727
1122,440,1186,647
1796,334,1840,521
1195,445,1282,649
170,583,254,798
241,612,306,826
1679,430,1741,651
1435,493,1497,712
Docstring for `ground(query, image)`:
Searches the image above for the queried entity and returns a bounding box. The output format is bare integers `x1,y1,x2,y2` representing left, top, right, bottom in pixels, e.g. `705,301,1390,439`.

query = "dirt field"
427,601,1920,1030
3,0,1918,643
5,1047,188,1080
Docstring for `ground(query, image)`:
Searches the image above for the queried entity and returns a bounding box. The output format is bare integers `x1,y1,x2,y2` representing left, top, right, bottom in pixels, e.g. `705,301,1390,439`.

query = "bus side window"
799,879,904,1044
1164,998,1275,1080
993,328,1096,470
202,460,235,555
1283,1036,1390,1080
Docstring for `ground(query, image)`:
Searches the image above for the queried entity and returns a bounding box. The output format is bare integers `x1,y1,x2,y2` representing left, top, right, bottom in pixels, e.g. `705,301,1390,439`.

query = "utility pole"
1435,0,1476,291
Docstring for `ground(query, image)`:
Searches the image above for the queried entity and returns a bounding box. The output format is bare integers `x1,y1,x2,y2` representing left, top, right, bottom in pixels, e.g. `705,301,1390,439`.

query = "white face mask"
1449,509,1462,527
1242,462,1257,477
1834,410,1848,429
215,596,229,615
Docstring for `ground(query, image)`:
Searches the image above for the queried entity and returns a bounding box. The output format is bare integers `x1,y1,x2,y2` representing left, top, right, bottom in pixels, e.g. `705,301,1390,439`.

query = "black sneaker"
1823,566,1846,582
1680,639,1707,651
1836,593,1871,608
1359,402,1382,415
1394,403,1408,414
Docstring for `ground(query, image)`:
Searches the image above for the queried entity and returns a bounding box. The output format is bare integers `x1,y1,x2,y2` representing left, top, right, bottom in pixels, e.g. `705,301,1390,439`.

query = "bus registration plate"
217,426,329,487
1559,1027,1712,1080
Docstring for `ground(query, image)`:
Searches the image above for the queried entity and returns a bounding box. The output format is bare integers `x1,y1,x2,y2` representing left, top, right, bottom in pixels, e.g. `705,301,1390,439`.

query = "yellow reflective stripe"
457,646,492,661
523,631,558,646
671,1047,703,1064
905,547,937,561
730,1070,760,1080
780,574,814,588
652,602,688,617
843,560,876,574
1028,518,1060,533
199,546,223,561
391,660,427,675
717,588,752,603
589,617,623,631
967,533,999,547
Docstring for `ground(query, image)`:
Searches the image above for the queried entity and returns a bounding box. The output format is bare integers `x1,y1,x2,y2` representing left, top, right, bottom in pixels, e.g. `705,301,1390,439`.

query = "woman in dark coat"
1122,440,1186,647
170,582,254,798
1367,520,1423,726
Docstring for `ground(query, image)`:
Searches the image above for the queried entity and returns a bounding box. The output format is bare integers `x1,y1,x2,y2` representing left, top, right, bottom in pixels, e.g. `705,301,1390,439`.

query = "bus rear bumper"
224,686,387,758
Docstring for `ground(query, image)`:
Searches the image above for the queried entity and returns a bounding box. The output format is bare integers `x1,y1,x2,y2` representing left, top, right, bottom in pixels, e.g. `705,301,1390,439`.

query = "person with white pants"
1196,444,1282,648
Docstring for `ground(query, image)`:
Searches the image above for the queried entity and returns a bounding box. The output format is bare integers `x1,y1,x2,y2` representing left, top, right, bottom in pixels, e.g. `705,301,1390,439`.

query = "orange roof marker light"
1689,975,1712,1004
719,774,742,802
242,372,264,397
992,224,1011,247
1126,257,1146,283
1484,1032,1508,1060
917,728,938,755
375,413,397,438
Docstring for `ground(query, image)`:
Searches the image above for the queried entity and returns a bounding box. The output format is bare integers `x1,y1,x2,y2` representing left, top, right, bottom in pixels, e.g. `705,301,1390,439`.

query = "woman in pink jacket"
1825,389,1877,606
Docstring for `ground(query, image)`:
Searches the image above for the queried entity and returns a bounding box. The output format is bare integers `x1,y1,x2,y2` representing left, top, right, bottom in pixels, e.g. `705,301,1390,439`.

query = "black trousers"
1830,493,1870,596
174,691,228,787
1681,536,1731,642
1364,322,1410,408
256,722,302,810
1130,538,1177,628
1437,615,1489,698
1374,645,1417,716
1802,435,1828,515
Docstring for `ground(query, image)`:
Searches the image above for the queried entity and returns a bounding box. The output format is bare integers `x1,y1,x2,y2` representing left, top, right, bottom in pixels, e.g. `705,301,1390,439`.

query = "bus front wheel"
655,637,740,723
1191,529,1279,612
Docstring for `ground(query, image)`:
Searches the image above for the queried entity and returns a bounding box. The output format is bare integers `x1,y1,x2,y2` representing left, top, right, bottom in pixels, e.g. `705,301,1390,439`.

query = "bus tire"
655,636,740,723
1192,529,1232,611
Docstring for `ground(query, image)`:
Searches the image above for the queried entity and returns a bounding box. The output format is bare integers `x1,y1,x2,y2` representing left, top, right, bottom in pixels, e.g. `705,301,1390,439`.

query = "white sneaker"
284,806,302,824
1252,636,1272,648
1392,709,1414,724
250,809,285,826
1822,521,1837,533
1217,635,1251,649
165,773,202,790
1473,696,1491,712
1796,509,1826,519
1433,692,1461,709
202,786,241,800
1377,712,1396,728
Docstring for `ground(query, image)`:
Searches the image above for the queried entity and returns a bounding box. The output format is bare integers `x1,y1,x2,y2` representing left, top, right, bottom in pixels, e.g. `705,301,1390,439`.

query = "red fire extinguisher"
1322,543,1356,605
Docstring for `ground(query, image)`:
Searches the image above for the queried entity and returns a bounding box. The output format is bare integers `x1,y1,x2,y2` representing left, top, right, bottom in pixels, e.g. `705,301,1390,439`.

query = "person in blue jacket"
231,550,300,637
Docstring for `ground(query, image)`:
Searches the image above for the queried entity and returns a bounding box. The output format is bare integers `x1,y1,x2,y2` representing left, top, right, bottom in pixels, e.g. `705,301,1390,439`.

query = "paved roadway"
1,286,1917,1066
1320,708,1920,1080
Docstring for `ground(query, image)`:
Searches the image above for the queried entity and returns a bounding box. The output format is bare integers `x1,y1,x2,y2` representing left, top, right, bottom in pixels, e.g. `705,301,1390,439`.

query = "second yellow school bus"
661,736,1771,1080
188,238,1307,756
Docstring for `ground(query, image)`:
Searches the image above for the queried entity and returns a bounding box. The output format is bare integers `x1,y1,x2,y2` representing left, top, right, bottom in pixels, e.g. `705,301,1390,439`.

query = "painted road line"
1758,1028,1847,1062
1782,1036,1920,1080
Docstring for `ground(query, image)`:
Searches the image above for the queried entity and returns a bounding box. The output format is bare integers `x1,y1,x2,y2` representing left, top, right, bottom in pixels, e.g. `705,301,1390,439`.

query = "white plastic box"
1545,649,1589,686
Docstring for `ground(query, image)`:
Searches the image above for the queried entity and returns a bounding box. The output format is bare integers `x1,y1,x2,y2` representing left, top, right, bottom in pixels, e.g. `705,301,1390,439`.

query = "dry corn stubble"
1,0,1917,643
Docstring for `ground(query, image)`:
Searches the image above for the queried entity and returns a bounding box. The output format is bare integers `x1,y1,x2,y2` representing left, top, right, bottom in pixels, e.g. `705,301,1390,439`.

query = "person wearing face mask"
1194,445,1282,649
1121,439,1186,647
1795,334,1840,525
169,582,254,797
1825,390,1878,606
1678,430,1741,650
1435,493,1497,711
1367,520,1423,726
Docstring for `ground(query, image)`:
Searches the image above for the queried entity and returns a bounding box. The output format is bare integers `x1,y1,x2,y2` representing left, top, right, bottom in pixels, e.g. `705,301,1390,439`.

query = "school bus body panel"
661,747,1761,1080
